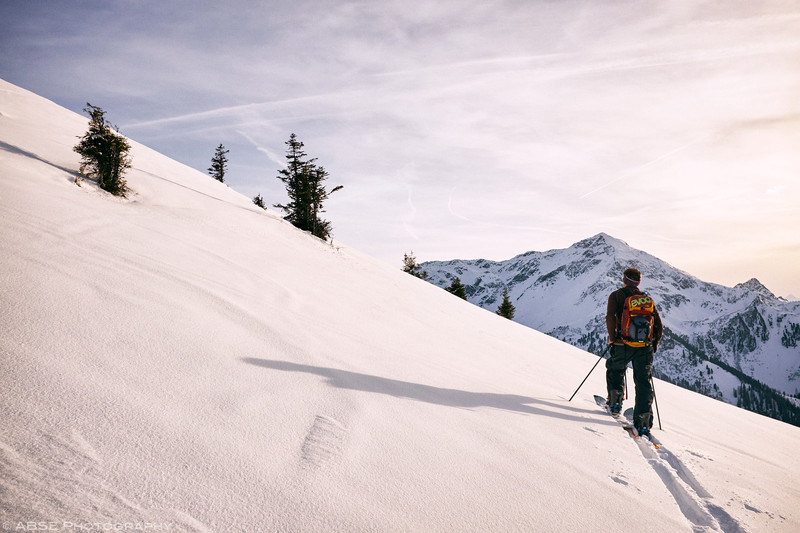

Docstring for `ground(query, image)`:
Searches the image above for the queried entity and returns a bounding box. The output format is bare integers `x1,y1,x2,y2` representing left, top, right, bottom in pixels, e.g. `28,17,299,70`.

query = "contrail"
237,130,285,168
123,102,267,129
447,186,471,222
403,184,420,241
579,135,708,200
123,90,359,130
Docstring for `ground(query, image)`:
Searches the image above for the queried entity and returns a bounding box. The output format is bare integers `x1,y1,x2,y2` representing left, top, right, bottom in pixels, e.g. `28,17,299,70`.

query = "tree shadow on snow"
242,358,613,424
0,140,78,180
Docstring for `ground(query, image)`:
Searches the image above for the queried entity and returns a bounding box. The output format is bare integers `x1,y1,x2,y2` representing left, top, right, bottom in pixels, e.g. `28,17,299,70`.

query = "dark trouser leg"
605,345,628,406
631,346,654,429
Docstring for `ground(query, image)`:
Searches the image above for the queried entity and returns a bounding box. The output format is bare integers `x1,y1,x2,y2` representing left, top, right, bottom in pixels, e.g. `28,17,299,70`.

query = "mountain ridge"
422,233,800,424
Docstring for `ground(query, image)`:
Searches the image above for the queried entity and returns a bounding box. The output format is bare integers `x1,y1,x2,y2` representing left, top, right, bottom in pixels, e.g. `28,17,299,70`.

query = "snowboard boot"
634,412,653,438
607,391,624,417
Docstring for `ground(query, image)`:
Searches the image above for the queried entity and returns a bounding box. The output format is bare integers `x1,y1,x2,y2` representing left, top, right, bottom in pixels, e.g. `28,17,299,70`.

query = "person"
605,267,663,437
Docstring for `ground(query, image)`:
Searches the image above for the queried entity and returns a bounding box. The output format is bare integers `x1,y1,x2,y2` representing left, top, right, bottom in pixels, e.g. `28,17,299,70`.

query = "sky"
2,0,799,297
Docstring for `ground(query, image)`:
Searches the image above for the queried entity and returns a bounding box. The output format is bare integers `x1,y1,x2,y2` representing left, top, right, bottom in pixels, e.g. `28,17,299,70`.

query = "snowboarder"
605,267,663,437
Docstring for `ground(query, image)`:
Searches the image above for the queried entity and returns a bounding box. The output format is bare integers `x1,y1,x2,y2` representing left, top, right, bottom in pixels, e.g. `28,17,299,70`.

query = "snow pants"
606,344,654,429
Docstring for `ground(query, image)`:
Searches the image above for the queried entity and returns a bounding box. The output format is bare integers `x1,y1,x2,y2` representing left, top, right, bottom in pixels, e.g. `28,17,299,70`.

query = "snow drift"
1,78,798,532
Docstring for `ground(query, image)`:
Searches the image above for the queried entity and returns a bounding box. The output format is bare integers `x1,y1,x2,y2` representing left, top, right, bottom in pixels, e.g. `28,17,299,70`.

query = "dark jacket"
605,286,663,349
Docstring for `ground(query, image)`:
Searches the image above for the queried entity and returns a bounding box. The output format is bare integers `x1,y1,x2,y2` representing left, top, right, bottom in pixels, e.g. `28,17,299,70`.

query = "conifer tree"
274,134,342,240
73,103,131,196
306,165,343,239
445,277,467,300
208,144,229,183
402,252,428,280
253,194,266,209
496,289,515,320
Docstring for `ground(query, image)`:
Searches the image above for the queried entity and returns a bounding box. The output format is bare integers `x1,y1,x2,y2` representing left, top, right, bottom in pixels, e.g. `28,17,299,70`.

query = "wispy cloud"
578,137,707,200
4,0,799,293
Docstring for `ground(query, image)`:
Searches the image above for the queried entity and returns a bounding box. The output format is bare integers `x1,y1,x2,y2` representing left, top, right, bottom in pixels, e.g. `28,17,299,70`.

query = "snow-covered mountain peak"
574,232,630,252
423,236,800,411
735,277,777,300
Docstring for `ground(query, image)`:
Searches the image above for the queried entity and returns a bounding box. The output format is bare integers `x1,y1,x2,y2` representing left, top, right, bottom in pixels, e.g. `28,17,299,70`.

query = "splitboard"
594,394,660,449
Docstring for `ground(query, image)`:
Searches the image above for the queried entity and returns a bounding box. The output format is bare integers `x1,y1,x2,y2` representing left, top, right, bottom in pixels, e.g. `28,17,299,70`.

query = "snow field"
1,78,798,532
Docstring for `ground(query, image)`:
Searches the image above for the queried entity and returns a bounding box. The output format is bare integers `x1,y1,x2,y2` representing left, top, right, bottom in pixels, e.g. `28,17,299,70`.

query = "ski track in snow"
615,411,746,533
593,398,748,532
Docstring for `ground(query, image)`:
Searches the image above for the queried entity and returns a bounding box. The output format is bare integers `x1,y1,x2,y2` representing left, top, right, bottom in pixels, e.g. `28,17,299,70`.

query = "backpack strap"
621,285,640,298
616,286,636,314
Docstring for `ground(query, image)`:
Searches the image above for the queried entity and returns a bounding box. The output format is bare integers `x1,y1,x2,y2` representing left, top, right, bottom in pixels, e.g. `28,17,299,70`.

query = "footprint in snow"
300,415,347,469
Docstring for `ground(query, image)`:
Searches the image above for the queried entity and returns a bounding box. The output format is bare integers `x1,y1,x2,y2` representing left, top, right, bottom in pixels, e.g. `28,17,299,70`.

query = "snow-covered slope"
422,234,800,421
2,78,799,532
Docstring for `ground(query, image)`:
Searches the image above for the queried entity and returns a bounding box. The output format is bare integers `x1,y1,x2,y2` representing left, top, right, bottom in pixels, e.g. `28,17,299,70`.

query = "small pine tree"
253,194,266,209
306,165,343,239
208,144,229,183
445,277,467,300
274,134,342,240
402,252,428,280
73,103,131,196
496,289,515,320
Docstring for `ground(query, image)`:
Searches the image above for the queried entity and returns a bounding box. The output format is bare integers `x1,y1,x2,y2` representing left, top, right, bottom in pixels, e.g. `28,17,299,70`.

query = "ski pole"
651,376,662,430
569,346,610,402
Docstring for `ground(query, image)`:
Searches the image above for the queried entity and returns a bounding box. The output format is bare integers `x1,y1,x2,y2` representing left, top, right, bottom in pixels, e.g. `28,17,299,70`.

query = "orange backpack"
620,291,655,347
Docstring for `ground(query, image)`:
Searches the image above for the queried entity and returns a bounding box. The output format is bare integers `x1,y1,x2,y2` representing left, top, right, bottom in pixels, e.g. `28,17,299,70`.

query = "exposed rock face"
422,233,800,421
